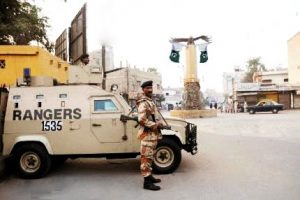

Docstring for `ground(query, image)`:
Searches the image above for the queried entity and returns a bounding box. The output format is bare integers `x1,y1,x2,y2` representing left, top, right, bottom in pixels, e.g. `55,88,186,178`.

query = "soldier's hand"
152,122,163,131
157,122,164,129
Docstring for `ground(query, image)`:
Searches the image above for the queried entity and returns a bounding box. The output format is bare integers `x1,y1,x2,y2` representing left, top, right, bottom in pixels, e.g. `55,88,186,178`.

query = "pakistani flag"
169,49,179,63
169,43,183,63
198,43,209,63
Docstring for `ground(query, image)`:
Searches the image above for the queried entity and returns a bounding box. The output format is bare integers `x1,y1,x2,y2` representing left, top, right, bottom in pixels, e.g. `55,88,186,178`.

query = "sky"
33,0,300,92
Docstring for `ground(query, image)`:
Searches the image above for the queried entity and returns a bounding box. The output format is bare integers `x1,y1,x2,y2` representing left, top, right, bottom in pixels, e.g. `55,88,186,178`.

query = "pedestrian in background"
244,101,248,112
228,98,233,113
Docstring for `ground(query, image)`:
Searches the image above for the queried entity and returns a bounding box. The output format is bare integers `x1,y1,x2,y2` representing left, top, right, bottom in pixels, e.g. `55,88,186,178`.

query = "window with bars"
0,60,5,69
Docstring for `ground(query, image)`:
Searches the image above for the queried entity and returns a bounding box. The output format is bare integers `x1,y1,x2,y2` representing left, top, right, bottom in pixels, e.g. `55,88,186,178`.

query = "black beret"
80,54,89,59
141,80,153,88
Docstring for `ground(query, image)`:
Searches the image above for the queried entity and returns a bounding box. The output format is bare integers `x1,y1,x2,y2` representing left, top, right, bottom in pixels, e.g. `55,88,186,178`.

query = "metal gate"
294,94,300,109
278,93,291,109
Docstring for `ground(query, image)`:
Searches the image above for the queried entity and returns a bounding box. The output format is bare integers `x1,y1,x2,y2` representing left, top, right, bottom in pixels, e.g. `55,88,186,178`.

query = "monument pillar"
182,44,201,110
184,44,198,82
169,35,216,118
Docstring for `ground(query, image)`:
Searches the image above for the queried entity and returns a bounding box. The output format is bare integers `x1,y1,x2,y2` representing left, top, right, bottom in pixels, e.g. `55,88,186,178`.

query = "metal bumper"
183,123,198,155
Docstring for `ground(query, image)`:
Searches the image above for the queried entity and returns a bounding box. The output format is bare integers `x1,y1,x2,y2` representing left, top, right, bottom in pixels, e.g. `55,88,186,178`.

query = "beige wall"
254,71,288,84
106,68,162,99
288,32,300,85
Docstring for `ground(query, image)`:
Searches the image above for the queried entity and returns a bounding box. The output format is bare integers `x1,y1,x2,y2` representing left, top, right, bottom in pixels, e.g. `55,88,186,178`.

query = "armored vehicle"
0,84,197,179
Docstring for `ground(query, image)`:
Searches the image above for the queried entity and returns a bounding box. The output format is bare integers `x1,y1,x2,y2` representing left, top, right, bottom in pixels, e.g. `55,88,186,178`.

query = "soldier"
137,80,163,191
79,54,90,66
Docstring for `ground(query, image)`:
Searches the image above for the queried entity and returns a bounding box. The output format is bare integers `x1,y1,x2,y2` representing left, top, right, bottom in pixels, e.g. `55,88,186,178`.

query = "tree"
0,0,53,51
147,67,158,73
242,57,266,82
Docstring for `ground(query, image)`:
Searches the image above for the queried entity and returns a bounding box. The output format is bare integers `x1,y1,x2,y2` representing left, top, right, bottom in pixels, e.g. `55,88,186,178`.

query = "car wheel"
13,143,52,179
272,108,278,114
249,109,255,114
153,137,181,174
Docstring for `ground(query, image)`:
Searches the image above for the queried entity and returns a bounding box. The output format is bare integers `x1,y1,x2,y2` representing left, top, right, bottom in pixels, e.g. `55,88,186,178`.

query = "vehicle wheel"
13,143,52,179
153,137,181,174
249,109,255,114
272,108,278,114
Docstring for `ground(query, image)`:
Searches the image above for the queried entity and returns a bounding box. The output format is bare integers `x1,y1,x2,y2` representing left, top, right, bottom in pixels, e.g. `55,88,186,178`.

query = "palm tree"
242,57,266,82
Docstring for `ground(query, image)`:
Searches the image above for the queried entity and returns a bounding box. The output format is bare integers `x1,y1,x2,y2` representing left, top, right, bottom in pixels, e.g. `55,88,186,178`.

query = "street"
1,110,300,200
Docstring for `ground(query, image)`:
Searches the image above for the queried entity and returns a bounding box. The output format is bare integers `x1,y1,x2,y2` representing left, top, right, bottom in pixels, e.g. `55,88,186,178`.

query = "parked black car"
247,99,284,114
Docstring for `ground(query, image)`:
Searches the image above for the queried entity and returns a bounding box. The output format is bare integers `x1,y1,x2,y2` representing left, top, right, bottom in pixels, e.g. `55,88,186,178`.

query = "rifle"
120,114,171,130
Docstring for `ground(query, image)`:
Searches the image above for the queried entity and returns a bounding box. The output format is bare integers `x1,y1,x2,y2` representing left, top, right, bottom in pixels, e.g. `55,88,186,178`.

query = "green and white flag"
169,49,180,63
198,43,209,63
169,43,184,63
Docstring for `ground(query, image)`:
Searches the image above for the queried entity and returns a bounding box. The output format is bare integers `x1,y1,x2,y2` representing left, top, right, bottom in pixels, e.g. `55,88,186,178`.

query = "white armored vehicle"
0,80,197,179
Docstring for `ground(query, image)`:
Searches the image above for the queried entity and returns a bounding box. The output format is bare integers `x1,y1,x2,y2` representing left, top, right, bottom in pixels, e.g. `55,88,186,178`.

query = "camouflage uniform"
137,93,162,177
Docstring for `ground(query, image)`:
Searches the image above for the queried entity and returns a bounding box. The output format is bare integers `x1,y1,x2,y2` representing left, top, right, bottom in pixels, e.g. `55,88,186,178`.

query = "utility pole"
101,45,106,90
126,65,129,100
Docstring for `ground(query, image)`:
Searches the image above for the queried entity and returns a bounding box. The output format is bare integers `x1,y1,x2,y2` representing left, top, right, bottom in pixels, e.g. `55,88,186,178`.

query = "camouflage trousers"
140,139,158,177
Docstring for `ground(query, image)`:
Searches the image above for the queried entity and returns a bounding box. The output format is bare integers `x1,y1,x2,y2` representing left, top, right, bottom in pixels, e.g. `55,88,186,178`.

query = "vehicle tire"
249,109,255,114
272,108,278,114
13,143,52,179
153,137,181,174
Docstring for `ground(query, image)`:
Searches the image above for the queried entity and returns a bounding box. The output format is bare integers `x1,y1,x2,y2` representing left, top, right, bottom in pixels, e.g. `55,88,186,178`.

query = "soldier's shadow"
50,158,140,176
50,156,198,178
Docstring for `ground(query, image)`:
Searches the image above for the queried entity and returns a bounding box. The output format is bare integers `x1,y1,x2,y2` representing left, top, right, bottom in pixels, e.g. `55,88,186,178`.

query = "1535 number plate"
42,120,63,131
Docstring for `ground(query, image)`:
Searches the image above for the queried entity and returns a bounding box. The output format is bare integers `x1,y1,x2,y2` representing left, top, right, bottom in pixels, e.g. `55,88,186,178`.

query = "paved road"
1,110,300,200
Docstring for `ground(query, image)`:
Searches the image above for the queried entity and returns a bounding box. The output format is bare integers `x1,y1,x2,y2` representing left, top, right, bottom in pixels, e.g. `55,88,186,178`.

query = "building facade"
163,88,183,110
89,46,114,72
222,70,246,96
287,32,300,108
105,67,163,106
236,82,293,109
223,32,300,109
229,69,293,109
0,45,69,86
288,32,300,85
253,70,288,85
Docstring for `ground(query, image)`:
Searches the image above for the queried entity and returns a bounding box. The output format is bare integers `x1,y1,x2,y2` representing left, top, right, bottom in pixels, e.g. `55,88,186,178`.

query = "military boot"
143,176,161,191
149,175,161,183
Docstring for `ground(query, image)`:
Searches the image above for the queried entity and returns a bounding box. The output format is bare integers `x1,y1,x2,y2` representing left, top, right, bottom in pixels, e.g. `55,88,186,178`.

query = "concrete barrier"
170,109,217,118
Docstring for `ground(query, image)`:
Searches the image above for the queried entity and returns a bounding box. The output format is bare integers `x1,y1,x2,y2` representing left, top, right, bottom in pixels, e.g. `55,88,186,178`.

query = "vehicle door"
264,101,273,111
90,96,125,143
256,102,265,112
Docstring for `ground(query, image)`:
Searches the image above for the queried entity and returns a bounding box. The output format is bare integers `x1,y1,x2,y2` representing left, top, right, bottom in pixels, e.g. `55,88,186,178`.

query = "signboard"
55,29,68,61
237,83,260,91
69,3,87,64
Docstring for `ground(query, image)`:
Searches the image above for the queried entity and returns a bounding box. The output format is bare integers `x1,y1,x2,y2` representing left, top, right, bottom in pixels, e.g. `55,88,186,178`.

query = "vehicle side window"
94,99,118,111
